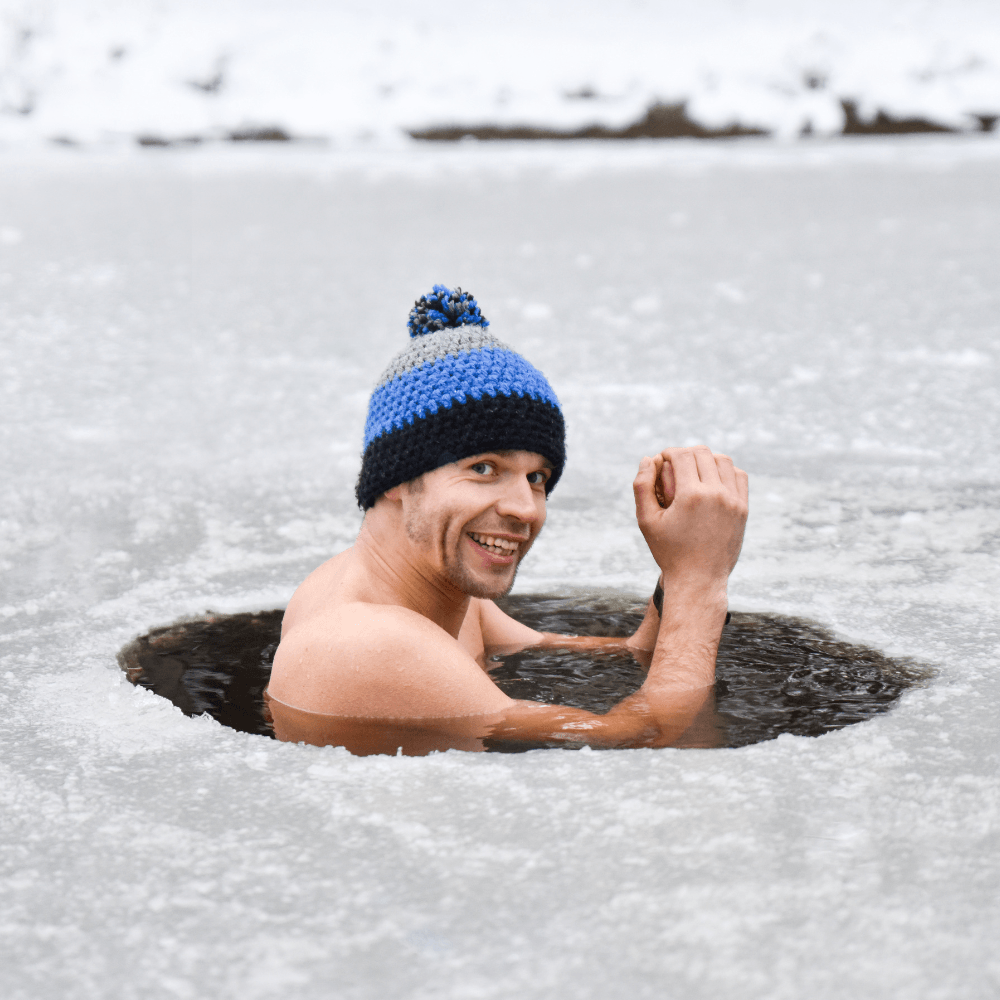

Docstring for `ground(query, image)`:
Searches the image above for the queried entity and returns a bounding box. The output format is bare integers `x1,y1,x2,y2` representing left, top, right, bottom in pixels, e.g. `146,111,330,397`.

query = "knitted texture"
407,285,488,336
356,286,565,510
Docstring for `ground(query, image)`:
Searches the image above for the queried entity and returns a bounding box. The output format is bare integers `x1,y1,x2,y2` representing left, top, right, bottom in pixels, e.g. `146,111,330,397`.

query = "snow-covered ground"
1,0,999,146
1,136,998,998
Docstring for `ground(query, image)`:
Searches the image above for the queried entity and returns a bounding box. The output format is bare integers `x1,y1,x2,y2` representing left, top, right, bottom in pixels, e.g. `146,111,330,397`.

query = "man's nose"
495,475,540,523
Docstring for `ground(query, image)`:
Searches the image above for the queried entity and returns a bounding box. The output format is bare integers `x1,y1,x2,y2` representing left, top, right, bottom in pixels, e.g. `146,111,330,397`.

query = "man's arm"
474,593,659,654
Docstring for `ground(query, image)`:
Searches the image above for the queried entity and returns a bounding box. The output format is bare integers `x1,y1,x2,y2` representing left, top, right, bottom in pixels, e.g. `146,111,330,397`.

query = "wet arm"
488,446,748,746
485,585,726,748
476,590,660,656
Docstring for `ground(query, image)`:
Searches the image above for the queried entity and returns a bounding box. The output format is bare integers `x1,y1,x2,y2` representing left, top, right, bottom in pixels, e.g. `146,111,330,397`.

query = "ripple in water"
118,594,932,751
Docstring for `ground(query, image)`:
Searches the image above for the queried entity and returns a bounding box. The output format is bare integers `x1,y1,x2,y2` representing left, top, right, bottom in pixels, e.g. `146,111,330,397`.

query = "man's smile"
467,531,525,558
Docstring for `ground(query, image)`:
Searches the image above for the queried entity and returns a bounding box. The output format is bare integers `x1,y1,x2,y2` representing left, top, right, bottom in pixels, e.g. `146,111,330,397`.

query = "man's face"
400,450,550,600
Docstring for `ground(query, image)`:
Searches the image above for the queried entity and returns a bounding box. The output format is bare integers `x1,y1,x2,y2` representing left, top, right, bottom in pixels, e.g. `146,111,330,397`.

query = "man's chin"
468,581,516,600
450,565,519,601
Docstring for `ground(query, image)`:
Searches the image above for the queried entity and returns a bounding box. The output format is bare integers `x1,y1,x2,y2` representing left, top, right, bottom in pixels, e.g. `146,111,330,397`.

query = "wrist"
640,574,732,649
657,580,729,628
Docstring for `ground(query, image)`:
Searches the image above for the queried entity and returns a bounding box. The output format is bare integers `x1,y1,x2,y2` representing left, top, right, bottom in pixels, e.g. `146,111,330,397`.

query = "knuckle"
681,490,706,509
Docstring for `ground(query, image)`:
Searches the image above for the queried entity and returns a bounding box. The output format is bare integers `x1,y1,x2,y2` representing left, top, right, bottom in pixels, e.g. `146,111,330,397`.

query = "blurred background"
1,0,998,147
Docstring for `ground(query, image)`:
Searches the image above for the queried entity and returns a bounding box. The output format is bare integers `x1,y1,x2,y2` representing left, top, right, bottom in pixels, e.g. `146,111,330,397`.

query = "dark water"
118,594,932,750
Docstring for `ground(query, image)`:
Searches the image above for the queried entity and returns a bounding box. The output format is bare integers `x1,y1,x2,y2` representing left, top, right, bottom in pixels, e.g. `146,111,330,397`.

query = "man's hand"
632,446,749,592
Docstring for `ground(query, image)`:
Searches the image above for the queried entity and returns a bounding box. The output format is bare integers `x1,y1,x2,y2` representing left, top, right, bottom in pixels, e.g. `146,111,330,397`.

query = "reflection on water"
264,694,505,756
118,594,932,754
264,682,724,755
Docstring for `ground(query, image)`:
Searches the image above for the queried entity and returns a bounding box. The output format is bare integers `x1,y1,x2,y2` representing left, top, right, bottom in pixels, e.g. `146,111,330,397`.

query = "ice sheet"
1,138,999,998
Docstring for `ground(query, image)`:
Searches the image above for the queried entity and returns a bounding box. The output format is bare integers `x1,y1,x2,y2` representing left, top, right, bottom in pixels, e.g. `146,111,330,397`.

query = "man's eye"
471,463,493,475
527,471,549,485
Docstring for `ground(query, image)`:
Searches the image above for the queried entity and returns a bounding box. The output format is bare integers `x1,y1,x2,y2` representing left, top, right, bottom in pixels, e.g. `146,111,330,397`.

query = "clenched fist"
633,446,749,592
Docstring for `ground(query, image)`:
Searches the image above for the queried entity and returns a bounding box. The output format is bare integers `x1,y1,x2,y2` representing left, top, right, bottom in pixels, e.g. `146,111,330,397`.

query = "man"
266,286,748,755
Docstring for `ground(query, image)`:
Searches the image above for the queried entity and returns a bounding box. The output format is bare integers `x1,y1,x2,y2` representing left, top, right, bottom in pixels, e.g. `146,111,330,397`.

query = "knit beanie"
356,285,565,510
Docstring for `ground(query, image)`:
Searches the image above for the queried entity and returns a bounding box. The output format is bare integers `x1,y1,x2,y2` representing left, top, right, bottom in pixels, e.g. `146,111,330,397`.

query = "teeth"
471,532,520,554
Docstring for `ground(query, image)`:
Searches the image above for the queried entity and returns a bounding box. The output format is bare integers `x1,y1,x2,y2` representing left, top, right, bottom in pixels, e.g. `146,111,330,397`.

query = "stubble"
403,497,524,601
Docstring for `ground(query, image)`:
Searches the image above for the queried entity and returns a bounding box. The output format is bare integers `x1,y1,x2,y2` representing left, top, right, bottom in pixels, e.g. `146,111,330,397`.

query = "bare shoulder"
269,602,513,719
279,549,353,637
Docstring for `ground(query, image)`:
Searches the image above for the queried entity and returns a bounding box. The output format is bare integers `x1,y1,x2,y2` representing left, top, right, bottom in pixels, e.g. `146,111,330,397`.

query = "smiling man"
265,286,748,754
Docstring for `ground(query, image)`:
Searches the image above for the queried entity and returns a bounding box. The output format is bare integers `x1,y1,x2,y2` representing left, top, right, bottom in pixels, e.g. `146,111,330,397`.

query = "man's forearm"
641,584,728,699
483,584,727,748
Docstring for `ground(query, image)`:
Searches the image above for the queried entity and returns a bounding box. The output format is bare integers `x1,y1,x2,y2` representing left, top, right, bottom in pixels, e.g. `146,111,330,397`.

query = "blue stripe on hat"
363,347,560,448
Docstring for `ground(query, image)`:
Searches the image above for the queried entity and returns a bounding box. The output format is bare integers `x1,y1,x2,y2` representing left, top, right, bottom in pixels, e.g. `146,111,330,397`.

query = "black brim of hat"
356,393,566,510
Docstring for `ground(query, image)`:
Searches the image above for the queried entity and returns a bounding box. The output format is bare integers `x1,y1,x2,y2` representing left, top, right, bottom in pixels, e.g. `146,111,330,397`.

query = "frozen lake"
2,137,999,998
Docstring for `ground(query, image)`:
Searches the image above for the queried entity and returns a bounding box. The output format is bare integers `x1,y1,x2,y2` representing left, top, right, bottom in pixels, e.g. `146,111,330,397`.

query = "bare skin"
266,446,749,754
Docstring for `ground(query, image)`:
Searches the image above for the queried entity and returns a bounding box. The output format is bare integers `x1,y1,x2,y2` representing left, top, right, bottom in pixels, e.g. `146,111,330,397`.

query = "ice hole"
118,594,931,752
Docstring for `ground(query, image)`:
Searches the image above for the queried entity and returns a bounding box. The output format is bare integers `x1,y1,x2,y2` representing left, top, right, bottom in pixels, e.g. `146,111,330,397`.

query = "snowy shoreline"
5,130,1000,177
115,99,1000,149
2,0,998,149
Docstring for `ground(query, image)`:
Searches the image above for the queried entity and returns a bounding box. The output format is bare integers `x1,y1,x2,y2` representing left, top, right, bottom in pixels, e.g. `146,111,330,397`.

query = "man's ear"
385,473,425,503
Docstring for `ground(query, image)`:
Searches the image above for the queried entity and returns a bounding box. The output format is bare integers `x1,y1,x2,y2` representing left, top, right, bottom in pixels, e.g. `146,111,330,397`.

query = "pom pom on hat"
407,284,489,337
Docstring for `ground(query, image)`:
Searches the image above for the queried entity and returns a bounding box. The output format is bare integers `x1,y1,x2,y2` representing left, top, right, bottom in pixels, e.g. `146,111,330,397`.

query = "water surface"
119,593,930,753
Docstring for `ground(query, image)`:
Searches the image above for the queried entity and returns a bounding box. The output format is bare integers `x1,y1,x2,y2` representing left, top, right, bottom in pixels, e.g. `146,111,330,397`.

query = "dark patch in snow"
119,596,931,752
228,125,292,142
135,134,203,147
408,101,771,141
840,99,956,135
8,90,34,116
133,126,301,147
188,64,226,95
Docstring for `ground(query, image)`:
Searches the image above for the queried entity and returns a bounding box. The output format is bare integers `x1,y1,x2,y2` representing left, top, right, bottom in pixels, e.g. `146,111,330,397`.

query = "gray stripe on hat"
373,326,508,390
